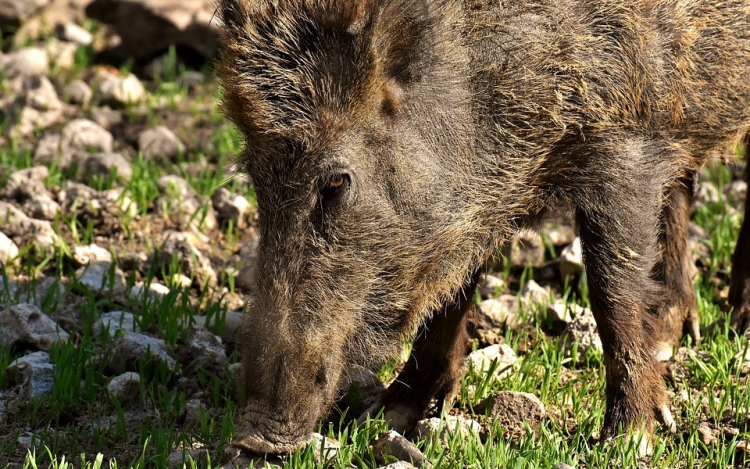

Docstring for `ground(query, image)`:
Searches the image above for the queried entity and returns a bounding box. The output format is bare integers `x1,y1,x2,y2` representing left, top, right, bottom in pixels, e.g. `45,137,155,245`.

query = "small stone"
17,219,59,251
372,430,430,468
151,235,217,288
0,231,19,264
57,22,93,45
75,261,126,293
520,280,550,308
478,274,505,299
167,448,208,469
380,463,416,469
560,308,602,361
0,0,49,26
155,177,217,231
559,237,583,278
93,311,136,337
89,106,124,129
5,75,63,138
130,281,171,300
61,119,114,154
112,73,146,105
5,166,48,203
415,415,481,442
541,222,576,247
478,296,520,329
505,230,545,268
310,433,340,461
697,422,716,446
22,191,61,220
109,332,177,373
106,372,140,405
0,201,28,224
45,39,77,69
192,310,242,343
73,244,113,265
180,327,227,371
212,188,252,227
0,303,69,351
553,464,575,469
178,71,205,90
84,152,133,181
139,126,185,160
6,351,55,399
465,344,517,377
65,79,93,106
183,398,206,426
34,134,66,166
0,48,49,78
691,181,720,213
478,391,546,434
725,179,747,207
544,301,586,324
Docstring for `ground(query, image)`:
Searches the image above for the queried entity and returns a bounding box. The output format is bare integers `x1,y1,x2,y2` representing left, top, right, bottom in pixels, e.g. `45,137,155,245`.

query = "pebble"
61,119,114,154
415,415,481,442
65,79,93,106
0,47,49,78
0,231,19,264
139,126,185,160
73,243,113,265
34,134,65,165
560,308,603,361
212,187,252,227
6,75,63,138
106,372,141,405
57,22,93,45
465,344,517,377
6,351,55,398
310,432,341,462
372,430,430,468
109,332,177,373
0,303,69,351
478,296,520,329
167,448,209,469
22,191,61,220
478,274,506,299
520,280,550,308
559,237,583,278
180,327,227,371
84,152,133,181
478,391,546,434
697,422,716,446
75,261,126,293
505,230,545,268
93,310,136,337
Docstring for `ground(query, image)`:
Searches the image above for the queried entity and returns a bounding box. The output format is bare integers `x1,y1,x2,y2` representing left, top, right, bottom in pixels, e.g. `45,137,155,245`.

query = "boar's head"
217,0,495,454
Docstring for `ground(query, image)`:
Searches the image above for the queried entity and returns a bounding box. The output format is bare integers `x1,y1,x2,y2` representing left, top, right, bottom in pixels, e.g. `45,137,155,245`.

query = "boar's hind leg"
366,272,479,434
653,173,701,355
730,136,750,333
573,143,675,448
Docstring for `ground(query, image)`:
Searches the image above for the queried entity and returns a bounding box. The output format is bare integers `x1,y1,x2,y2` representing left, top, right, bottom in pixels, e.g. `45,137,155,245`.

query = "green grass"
1,31,749,469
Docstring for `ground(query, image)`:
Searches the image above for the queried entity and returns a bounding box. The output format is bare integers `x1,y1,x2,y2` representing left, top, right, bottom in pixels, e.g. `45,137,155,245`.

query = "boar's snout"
234,317,345,454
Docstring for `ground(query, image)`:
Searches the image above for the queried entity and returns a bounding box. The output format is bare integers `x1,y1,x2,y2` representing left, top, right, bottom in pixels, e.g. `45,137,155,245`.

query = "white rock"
0,47,48,78
65,79,93,106
212,188,251,227
112,73,146,105
6,351,55,399
560,308,603,361
478,274,506,299
481,391,546,434
0,303,69,350
45,38,77,69
74,244,113,265
0,0,50,25
110,332,176,373
372,430,430,468
139,126,185,160
106,372,141,404
478,296,520,329
75,261,125,292
559,237,583,278
6,76,63,138
520,280,550,308
465,344,517,377
0,231,19,264
61,118,114,154
58,22,93,45
93,311,136,337
415,415,481,442
84,152,133,181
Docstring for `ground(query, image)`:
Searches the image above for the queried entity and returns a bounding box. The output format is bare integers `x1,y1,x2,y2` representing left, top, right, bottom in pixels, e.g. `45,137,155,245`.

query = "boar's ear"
324,0,378,34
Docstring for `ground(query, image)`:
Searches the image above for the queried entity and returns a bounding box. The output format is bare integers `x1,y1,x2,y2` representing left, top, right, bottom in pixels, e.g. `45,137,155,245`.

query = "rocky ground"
1,1,750,468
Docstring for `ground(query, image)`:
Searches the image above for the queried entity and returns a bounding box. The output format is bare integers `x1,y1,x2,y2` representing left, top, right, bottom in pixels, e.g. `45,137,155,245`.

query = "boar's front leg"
730,141,750,333
363,272,480,433
572,141,676,450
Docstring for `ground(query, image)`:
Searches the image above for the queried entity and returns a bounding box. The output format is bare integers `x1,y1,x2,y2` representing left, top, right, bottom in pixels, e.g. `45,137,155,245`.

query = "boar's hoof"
233,407,313,454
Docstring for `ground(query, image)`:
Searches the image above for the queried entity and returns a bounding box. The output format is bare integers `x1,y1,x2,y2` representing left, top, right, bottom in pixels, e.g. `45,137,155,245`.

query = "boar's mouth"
233,404,315,454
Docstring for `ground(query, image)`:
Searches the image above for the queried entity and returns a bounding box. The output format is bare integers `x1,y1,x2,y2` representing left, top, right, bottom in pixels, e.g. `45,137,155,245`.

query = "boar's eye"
319,172,351,203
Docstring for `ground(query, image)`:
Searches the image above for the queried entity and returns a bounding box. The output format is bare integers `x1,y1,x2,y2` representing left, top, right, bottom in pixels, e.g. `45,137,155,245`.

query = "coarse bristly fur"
215,0,750,455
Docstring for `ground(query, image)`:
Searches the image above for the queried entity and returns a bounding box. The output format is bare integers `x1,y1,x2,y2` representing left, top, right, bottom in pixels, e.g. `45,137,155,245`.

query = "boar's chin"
234,404,316,454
